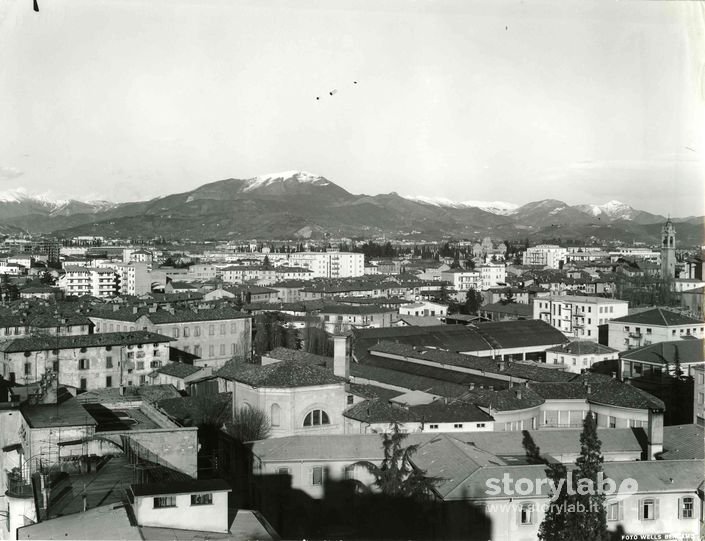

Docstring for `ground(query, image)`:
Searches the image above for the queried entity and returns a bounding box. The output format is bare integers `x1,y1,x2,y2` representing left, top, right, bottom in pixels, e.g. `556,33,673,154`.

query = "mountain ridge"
0,171,701,244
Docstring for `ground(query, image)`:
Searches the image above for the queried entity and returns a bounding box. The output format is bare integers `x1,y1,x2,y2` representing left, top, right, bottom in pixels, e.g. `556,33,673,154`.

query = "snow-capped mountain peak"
578,200,635,219
405,195,518,215
244,170,329,191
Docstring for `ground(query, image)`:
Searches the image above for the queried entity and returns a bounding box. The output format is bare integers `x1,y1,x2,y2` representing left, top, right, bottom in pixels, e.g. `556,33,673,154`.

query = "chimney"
132,306,138,314
488,385,494,391
611,372,616,379
119,385,125,396
112,304,119,312
515,388,522,399
586,385,592,394
646,409,664,460
468,382,475,391
497,359,506,372
333,335,350,379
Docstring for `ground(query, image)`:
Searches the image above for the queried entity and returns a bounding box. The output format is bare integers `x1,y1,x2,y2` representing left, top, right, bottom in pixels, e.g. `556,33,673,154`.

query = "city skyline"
0,0,703,216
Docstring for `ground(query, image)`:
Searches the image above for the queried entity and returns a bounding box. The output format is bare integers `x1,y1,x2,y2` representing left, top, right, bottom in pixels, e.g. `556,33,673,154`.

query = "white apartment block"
478,263,506,289
522,245,567,269
58,266,120,298
113,262,153,296
441,269,482,293
287,251,364,278
534,295,629,340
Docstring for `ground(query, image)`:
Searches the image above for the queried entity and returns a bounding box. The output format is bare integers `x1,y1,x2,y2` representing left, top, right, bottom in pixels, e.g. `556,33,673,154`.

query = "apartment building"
608,308,705,352
57,266,120,298
113,261,153,296
534,295,628,340
0,330,172,389
90,305,252,368
522,245,567,269
287,251,364,278
477,263,506,289
440,268,481,293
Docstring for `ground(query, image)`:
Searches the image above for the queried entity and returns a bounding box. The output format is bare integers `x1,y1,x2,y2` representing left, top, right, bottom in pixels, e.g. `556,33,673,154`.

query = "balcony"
628,331,642,339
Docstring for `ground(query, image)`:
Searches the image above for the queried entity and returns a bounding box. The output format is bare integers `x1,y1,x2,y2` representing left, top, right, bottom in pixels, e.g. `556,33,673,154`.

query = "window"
127,352,134,359
231,322,237,333
609,416,616,428
311,466,324,486
699,393,704,405
209,345,214,358
303,409,330,427
136,361,144,370
106,376,112,388
150,361,162,368
106,356,113,368
172,327,179,338
190,493,213,506
347,395,354,405
80,378,87,390
639,498,658,520
519,503,534,525
194,345,201,357
153,349,160,357
79,358,89,370
607,502,621,521
219,344,225,356
277,467,290,475
153,496,176,509
24,363,31,375
428,424,439,429
183,327,189,338
680,497,694,519
220,324,226,335
209,325,215,336
139,375,146,385
477,423,486,428
271,404,281,427
454,423,463,429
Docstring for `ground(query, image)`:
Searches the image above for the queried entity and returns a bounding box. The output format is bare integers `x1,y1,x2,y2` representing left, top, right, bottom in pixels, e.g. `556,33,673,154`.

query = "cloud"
0,166,23,180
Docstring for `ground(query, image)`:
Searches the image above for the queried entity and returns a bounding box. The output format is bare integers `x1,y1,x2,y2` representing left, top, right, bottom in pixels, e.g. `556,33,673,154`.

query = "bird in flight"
316,82,358,101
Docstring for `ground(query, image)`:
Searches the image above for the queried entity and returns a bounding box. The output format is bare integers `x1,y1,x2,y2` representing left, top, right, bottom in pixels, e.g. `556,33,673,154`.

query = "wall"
608,323,705,352
134,490,229,532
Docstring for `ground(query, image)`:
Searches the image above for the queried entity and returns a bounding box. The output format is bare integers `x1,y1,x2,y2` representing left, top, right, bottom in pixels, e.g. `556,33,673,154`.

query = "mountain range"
0,172,702,244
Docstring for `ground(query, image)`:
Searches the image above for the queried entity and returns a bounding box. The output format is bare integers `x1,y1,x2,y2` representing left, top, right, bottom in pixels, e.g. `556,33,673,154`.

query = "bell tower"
660,219,676,279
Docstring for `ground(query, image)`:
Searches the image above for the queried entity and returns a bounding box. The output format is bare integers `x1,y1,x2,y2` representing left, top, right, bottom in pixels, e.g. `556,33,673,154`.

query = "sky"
0,0,703,216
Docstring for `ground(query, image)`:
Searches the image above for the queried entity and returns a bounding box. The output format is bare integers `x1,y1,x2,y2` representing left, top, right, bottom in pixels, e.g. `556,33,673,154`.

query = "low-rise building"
608,308,705,351
545,341,619,373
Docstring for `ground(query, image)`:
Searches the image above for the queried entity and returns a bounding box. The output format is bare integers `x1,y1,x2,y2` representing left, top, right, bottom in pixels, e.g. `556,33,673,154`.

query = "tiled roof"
574,372,665,411
90,305,250,324
610,308,704,326
347,383,404,401
155,362,202,378
479,303,533,316
319,304,397,315
22,393,97,428
460,386,545,411
369,342,574,383
546,341,618,355
262,347,330,367
77,384,182,404
472,319,569,349
215,359,345,388
660,424,705,460
343,398,420,423
0,331,172,353
131,479,230,497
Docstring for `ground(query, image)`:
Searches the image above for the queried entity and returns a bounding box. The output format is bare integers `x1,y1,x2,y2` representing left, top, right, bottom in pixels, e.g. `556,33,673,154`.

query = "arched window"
303,409,330,427
271,404,281,427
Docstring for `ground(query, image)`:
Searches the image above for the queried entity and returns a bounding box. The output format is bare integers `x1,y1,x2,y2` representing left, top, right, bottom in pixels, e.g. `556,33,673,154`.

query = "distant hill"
0,172,701,244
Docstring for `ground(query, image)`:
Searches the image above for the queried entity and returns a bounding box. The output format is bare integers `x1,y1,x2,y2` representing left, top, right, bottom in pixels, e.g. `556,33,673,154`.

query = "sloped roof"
660,424,705,460
368,342,574,383
620,339,705,364
610,308,704,326
0,331,172,353
574,372,665,411
155,362,202,378
472,319,569,349
215,359,344,388
546,341,618,356
262,347,330,367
